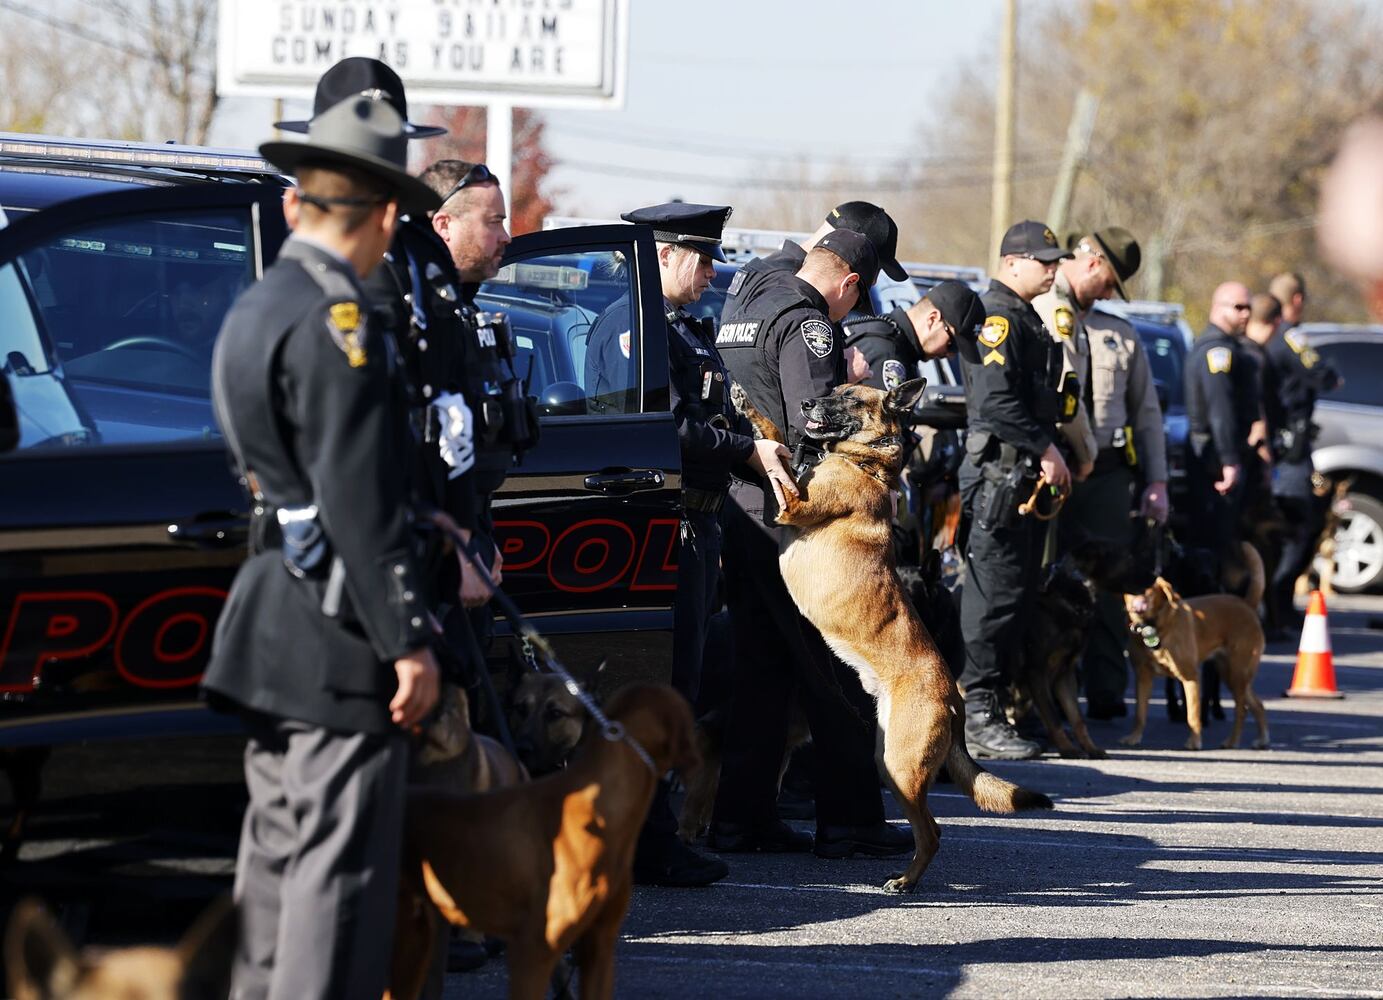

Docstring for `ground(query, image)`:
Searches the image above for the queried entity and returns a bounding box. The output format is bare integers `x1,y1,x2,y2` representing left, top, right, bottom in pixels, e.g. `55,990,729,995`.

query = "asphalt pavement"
450,595,1383,999
3,596,1380,998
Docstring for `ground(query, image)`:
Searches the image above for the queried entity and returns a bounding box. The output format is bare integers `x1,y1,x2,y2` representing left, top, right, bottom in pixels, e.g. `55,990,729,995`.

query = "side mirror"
0,374,18,452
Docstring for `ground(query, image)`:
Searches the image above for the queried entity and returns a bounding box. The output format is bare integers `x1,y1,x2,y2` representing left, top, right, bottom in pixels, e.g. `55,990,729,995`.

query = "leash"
437,521,660,778
1018,473,1069,520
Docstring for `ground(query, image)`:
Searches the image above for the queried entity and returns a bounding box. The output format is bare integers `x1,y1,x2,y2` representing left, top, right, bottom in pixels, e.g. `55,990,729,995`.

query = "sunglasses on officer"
438,163,499,206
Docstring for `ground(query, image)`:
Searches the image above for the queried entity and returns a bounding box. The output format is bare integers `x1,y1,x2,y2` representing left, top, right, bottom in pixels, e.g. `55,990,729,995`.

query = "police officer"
1036,227,1166,719
710,229,911,860
205,93,442,999
1184,282,1259,559
958,220,1073,760
1254,281,1342,635
722,200,911,318
588,203,796,887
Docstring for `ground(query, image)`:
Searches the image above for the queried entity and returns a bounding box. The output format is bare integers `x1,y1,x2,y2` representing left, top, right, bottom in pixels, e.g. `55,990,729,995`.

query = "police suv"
0,133,686,750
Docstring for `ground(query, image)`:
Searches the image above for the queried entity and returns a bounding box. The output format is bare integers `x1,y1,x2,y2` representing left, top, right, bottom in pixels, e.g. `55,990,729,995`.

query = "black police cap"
815,228,879,316
826,201,909,282
925,280,986,364
998,219,1073,263
621,203,733,262
275,57,445,139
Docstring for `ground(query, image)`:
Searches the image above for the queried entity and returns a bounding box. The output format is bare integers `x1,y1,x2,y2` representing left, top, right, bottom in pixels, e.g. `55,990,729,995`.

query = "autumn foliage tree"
421,107,557,236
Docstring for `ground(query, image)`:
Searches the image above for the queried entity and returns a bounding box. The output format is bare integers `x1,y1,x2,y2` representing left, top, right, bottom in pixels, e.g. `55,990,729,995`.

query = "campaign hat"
274,57,445,139
260,94,442,217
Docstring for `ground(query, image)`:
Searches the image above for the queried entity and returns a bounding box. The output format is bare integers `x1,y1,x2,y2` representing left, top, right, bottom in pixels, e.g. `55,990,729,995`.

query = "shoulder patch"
326,299,368,368
800,318,834,359
618,331,632,359
727,270,747,296
979,315,1010,349
1284,329,1307,354
1300,346,1319,369
716,320,760,346
1053,306,1074,340
882,358,907,390
1206,346,1232,374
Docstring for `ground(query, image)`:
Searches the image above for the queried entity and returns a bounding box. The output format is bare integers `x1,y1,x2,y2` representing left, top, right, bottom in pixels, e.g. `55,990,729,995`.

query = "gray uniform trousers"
232,713,408,1000
1059,463,1136,709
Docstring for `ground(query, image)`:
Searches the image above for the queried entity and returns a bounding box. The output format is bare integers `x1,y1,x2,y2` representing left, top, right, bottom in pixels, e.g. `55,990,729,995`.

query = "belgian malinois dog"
732,379,1053,894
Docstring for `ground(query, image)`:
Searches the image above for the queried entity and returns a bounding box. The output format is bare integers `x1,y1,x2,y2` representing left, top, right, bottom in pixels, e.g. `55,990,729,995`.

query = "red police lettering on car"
0,591,118,692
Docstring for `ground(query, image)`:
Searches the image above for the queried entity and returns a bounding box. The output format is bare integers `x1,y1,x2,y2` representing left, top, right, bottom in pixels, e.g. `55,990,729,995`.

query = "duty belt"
683,486,727,514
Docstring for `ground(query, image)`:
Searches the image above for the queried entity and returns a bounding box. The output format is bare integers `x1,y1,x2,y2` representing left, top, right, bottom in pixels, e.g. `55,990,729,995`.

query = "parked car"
1293,324,1383,592
0,132,685,746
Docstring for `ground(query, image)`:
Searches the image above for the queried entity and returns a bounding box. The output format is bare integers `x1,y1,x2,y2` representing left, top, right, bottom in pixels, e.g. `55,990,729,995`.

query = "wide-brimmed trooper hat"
274,57,445,139
260,94,442,217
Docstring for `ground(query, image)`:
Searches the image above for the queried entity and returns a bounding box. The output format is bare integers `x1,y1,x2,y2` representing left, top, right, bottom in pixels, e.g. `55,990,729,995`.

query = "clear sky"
210,0,1003,219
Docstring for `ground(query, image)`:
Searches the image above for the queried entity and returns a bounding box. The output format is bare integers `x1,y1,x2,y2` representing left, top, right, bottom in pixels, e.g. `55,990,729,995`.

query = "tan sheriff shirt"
1033,272,1097,466
1084,308,1168,483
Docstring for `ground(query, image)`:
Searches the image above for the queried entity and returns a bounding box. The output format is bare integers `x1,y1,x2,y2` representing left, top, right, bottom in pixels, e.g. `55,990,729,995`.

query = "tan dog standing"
387,683,698,1000
416,684,528,791
1123,578,1271,750
5,896,234,1000
734,380,1053,894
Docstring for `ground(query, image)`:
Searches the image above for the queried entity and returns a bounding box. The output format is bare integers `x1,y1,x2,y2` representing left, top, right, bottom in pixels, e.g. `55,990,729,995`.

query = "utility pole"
1046,89,1099,238
488,102,513,206
988,0,1017,267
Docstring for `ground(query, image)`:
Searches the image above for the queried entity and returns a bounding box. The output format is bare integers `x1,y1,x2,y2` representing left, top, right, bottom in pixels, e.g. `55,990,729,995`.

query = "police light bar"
489,262,589,291
0,132,280,177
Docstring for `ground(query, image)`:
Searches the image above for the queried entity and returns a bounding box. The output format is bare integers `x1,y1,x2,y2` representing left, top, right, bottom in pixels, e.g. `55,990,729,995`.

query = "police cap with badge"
826,201,909,282
622,202,734,262
1000,219,1074,263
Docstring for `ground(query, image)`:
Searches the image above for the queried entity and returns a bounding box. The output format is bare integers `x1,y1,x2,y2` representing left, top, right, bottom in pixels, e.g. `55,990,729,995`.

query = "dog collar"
1134,623,1161,649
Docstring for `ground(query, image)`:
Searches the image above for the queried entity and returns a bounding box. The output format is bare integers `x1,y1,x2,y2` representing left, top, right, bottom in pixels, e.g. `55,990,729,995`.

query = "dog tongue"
805,419,822,430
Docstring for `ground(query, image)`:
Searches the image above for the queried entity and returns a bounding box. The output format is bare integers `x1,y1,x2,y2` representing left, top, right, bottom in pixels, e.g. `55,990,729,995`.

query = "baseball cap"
826,201,908,282
926,280,985,364
815,228,879,315
998,220,1073,263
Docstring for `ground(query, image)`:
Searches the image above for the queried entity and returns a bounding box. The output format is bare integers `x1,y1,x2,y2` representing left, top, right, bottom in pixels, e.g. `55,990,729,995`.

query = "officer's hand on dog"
748,438,799,508
1040,443,1071,490
392,647,441,729
844,346,872,385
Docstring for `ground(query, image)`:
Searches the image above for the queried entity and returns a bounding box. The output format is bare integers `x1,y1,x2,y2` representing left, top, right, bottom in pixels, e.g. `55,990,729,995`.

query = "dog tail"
946,702,1054,814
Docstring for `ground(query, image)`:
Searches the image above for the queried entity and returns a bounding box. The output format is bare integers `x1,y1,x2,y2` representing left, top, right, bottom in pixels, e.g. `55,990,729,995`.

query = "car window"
1315,339,1383,406
478,249,642,417
1136,323,1186,408
0,207,253,450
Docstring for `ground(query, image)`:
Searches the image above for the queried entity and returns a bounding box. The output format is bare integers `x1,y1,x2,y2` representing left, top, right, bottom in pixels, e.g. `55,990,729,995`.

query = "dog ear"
176,895,237,1000
1156,577,1178,605
5,897,81,1000
883,377,927,417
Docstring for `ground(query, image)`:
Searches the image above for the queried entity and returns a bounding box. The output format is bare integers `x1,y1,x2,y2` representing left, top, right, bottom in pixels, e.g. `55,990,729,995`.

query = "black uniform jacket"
844,306,923,392
1267,327,1339,431
667,303,755,492
1185,324,1258,469
584,291,638,415
721,239,807,320
960,279,1060,460
205,238,431,735
716,276,845,452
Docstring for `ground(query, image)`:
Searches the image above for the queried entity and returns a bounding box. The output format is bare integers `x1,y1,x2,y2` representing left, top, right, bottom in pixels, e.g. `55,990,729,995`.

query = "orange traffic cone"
1285,591,1344,698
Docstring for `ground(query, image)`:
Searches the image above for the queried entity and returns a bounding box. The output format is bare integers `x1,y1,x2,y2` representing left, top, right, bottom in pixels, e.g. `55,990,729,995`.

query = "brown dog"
1123,578,1271,750
416,684,528,791
5,896,235,1000
388,683,697,1000
733,380,1053,894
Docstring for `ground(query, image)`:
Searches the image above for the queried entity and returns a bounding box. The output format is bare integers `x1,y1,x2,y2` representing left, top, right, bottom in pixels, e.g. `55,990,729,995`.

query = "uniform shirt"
716,275,844,451
666,302,755,492
844,306,924,392
1033,272,1096,466
720,239,807,322
1085,311,1168,483
584,290,639,414
1184,323,1258,469
961,278,1062,460
1267,326,1338,431
206,237,430,735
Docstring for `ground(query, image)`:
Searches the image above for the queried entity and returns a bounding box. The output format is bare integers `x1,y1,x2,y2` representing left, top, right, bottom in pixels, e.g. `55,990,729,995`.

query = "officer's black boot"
964,689,1042,760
